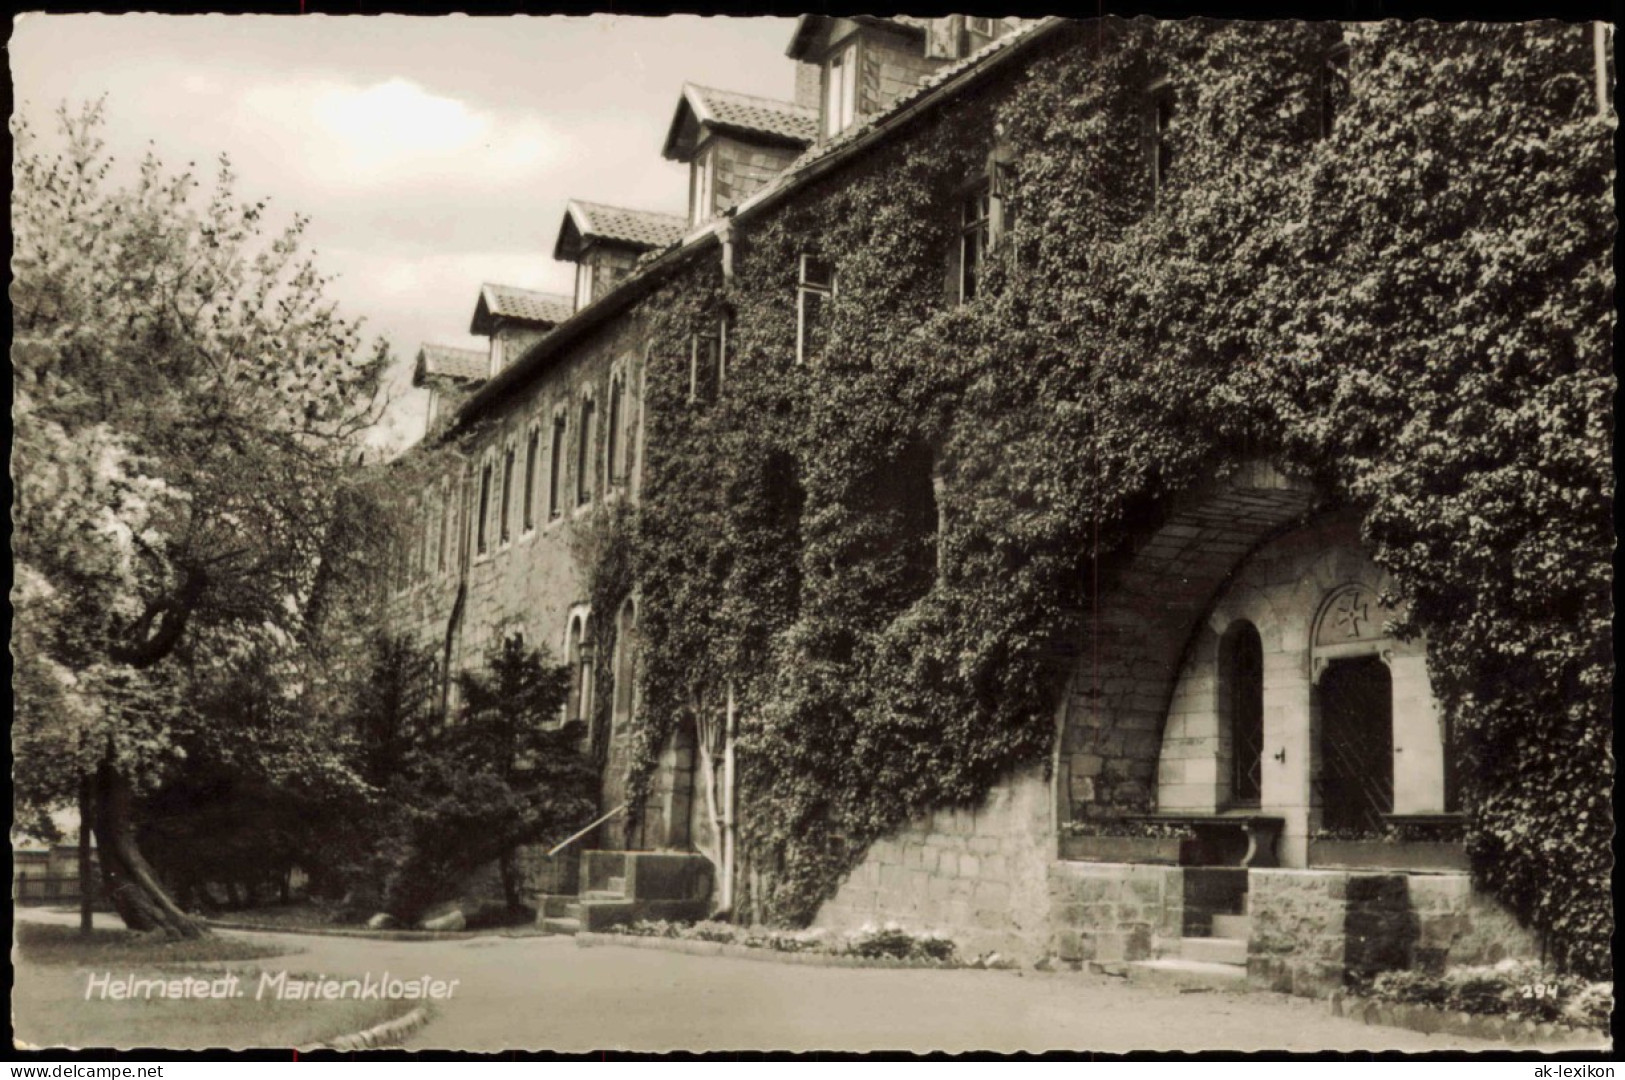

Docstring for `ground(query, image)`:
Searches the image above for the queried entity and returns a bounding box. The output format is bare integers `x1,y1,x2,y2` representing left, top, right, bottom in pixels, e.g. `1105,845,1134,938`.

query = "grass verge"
12,923,411,1050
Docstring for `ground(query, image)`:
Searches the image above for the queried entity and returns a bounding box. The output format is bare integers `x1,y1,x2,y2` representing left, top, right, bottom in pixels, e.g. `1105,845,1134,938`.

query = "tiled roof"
481,284,574,326
568,200,688,251
414,343,487,386
784,18,1056,175
458,17,1070,432
687,84,818,145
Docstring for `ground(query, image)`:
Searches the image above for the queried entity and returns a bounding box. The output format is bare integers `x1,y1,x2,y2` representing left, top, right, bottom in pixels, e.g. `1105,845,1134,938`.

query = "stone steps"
1210,913,1252,939
1125,958,1248,991
540,916,582,935
1179,935,1247,967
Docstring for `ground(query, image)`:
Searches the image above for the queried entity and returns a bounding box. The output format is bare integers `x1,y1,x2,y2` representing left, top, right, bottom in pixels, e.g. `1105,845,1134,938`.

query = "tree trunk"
77,774,94,935
92,757,205,939
499,848,521,911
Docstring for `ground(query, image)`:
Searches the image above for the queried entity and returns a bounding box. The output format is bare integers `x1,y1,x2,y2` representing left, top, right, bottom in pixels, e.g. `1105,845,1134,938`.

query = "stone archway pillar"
1387,650,1446,814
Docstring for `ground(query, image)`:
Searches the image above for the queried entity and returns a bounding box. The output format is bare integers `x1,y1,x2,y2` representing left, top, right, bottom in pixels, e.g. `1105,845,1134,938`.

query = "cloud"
239,76,565,194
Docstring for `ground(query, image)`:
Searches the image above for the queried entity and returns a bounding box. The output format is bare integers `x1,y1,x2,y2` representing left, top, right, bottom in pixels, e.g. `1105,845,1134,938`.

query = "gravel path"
12,908,1534,1053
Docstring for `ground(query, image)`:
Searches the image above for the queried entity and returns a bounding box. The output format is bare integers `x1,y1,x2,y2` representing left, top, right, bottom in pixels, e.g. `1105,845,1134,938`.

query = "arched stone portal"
1058,460,1317,825
1149,514,1447,865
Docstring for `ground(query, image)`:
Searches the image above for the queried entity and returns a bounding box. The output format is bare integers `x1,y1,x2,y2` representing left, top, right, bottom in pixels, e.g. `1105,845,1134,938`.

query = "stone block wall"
1047,862,1184,964
1248,869,1366,997
1407,873,1541,972
813,765,1054,962
1248,869,1542,998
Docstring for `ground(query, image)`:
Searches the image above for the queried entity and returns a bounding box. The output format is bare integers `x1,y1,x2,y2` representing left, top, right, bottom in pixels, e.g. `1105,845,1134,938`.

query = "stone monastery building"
388,15,1575,993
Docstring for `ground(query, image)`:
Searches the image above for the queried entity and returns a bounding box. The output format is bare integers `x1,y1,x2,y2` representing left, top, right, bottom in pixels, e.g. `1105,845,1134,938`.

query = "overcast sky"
10,14,800,449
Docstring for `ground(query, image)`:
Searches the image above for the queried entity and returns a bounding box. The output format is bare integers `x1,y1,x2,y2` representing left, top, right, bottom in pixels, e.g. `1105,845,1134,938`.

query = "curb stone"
575,932,979,970
207,919,487,942
312,1005,431,1052
1325,990,1607,1048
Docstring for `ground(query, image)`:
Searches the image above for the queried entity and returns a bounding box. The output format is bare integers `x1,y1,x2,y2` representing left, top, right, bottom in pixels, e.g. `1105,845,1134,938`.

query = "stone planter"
1308,839,1469,872
1059,834,1187,865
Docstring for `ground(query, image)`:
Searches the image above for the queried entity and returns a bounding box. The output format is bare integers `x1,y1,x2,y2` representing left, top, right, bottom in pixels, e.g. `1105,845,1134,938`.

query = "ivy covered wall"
580,19,1609,976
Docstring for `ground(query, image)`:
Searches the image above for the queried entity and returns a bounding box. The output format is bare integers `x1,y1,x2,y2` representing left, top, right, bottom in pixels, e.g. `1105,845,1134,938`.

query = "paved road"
13,909,1532,1053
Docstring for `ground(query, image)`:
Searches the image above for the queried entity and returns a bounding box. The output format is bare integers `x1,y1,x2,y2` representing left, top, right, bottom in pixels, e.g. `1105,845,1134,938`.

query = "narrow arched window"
565,613,592,727
576,396,596,507
606,375,624,485
613,599,637,724
1220,620,1264,806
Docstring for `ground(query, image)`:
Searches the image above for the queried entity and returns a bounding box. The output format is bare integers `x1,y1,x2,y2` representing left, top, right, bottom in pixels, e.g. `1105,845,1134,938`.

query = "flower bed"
1059,818,1197,865
1349,961,1611,1036
600,920,978,965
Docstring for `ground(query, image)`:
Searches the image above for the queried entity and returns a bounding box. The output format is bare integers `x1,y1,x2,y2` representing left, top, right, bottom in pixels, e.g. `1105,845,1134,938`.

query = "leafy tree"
367,636,598,923
11,100,391,937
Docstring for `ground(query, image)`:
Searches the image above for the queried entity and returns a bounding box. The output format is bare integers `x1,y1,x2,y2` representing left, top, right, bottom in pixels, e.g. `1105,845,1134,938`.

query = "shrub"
1362,962,1606,1031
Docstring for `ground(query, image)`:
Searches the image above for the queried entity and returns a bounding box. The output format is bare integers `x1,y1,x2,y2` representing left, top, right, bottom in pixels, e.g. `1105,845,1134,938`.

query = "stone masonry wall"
814,764,1054,962
1247,869,1541,998
1047,862,1184,965
1408,873,1542,973
1249,869,1370,997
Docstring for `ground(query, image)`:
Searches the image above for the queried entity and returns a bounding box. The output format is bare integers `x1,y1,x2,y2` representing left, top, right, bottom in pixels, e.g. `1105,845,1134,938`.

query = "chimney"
794,61,821,110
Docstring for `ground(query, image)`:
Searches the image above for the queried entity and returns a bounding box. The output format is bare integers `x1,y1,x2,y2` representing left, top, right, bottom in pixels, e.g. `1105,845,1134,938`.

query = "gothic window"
523,425,540,531
549,410,567,520
499,442,516,545
1220,621,1265,806
576,395,597,507
476,459,493,555
566,611,594,727
606,375,625,485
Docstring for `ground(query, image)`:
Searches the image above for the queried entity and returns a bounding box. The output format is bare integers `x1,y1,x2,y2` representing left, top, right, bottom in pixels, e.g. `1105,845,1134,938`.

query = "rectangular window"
549,414,566,519
575,260,595,312
959,184,992,304
436,481,450,573
796,255,834,366
419,496,435,579
499,445,515,544
824,42,858,138
690,318,726,404
576,399,596,507
523,427,540,531
1320,45,1351,138
476,462,493,555
1147,81,1175,201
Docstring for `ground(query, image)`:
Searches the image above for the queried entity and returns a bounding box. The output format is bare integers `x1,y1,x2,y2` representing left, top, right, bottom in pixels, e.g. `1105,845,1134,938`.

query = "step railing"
546,803,627,859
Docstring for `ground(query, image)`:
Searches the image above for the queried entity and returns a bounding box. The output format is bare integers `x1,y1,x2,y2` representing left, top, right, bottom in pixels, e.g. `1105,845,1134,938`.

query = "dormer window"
964,16,1009,53
824,41,858,138
691,147,715,227
575,260,595,312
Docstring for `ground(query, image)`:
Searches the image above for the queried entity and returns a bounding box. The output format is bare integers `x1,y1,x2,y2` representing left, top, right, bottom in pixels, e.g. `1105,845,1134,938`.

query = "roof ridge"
688,83,816,114
568,197,687,222
483,282,573,302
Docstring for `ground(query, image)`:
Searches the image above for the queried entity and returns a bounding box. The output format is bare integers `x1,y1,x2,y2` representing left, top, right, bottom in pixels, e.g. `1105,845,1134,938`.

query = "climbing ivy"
601,20,1610,975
